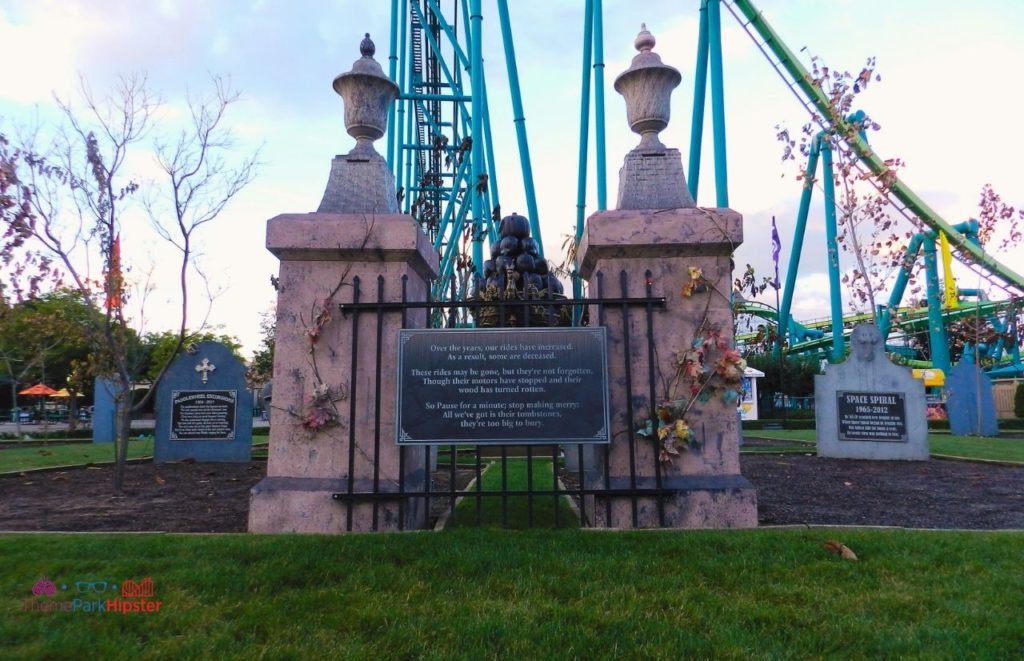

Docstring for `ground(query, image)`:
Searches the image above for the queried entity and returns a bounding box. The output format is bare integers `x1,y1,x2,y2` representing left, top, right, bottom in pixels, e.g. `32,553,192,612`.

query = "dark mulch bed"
0,461,265,533
743,453,1024,530
0,454,1020,532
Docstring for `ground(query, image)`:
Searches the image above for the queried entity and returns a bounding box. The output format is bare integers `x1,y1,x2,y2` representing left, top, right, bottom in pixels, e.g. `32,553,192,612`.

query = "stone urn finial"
614,24,682,152
332,33,399,155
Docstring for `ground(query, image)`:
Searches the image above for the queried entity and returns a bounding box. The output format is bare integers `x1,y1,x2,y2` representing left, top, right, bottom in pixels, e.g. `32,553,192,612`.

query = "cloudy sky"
2,0,1022,354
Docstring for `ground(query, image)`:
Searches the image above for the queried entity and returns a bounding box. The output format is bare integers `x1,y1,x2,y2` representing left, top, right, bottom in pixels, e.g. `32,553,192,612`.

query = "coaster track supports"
777,135,820,357
819,137,845,363
391,1,543,304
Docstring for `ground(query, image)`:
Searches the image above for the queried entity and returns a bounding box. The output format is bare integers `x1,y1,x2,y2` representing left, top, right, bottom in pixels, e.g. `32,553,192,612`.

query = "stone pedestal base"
585,475,758,529
317,145,399,215
616,146,695,210
249,475,427,533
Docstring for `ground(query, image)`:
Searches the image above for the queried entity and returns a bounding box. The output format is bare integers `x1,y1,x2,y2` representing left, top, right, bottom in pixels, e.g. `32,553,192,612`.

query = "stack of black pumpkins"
473,212,568,327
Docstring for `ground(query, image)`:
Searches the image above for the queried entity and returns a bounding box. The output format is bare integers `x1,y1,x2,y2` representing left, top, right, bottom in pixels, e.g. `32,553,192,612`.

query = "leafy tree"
247,310,275,388
140,329,243,382
745,352,820,416
1,75,257,490
0,290,97,432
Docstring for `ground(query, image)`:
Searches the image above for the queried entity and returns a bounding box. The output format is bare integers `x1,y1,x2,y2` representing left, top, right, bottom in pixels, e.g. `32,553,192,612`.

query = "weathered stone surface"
816,324,929,460
579,207,742,277
946,360,999,437
616,147,695,210
249,212,438,534
613,24,681,151
577,206,756,529
317,148,400,215
266,212,435,280
332,33,398,144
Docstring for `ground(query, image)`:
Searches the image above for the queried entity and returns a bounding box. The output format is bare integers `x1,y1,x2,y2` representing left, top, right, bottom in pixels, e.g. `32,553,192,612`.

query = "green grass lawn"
448,457,579,529
1,529,1021,658
0,439,270,473
746,429,1024,463
0,440,155,473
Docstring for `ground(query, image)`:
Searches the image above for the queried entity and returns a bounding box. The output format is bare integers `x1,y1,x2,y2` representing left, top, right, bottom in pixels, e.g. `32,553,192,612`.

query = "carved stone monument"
578,25,756,528
154,341,253,463
815,324,929,460
613,24,695,211
249,35,437,533
317,34,400,216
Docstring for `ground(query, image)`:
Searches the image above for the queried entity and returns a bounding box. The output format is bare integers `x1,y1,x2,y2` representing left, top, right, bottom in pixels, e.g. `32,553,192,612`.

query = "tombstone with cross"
154,341,253,463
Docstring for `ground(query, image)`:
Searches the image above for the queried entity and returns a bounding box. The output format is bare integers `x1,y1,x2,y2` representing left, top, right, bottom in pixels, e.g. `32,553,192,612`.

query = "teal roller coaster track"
387,0,1024,375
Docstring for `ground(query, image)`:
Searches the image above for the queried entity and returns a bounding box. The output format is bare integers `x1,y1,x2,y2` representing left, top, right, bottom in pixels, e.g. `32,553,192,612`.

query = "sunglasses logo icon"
75,581,114,594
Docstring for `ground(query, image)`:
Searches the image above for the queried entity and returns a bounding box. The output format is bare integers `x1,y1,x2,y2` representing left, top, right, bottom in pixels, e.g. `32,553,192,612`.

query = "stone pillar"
249,213,437,533
576,25,756,528
249,35,438,533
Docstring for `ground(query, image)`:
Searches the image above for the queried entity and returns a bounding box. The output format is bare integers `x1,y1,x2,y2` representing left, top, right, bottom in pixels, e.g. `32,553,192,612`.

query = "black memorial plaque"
170,390,237,441
397,328,610,445
837,390,907,442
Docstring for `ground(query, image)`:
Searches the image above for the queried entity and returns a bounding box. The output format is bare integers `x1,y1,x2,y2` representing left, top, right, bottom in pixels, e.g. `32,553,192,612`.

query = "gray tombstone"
815,324,929,460
946,359,999,437
154,341,252,463
92,377,122,443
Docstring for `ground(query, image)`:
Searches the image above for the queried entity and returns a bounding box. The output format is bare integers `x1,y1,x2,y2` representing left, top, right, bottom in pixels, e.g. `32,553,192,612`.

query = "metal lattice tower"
387,0,543,301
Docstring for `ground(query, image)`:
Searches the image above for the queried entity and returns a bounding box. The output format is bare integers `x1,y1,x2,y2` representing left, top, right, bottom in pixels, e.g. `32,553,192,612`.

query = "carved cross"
195,358,216,384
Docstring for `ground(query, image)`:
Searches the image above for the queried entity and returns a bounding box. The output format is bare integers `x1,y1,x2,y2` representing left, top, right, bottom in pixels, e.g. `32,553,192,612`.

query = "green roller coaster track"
729,0,1024,295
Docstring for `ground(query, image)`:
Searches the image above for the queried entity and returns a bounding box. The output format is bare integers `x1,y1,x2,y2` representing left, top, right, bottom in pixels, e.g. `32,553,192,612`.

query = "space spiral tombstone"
815,324,929,460
154,341,253,463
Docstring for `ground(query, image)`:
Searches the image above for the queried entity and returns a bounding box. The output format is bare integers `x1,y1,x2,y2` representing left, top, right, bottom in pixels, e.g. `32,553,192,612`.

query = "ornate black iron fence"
330,270,678,530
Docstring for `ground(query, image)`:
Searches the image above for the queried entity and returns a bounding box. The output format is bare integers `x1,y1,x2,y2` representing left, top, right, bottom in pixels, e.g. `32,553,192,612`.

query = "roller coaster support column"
574,0,595,303
481,76,501,245
879,233,924,337
707,0,729,207
497,0,543,251
939,232,959,309
687,1,710,202
776,136,820,356
820,137,845,362
922,236,952,373
469,0,485,271
593,0,607,211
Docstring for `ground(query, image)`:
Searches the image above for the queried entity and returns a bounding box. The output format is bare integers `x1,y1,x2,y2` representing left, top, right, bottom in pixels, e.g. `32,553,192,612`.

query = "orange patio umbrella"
18,384,58,396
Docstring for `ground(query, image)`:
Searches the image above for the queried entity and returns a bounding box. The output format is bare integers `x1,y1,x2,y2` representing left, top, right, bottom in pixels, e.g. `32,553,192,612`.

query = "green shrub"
1015,383,1024,418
